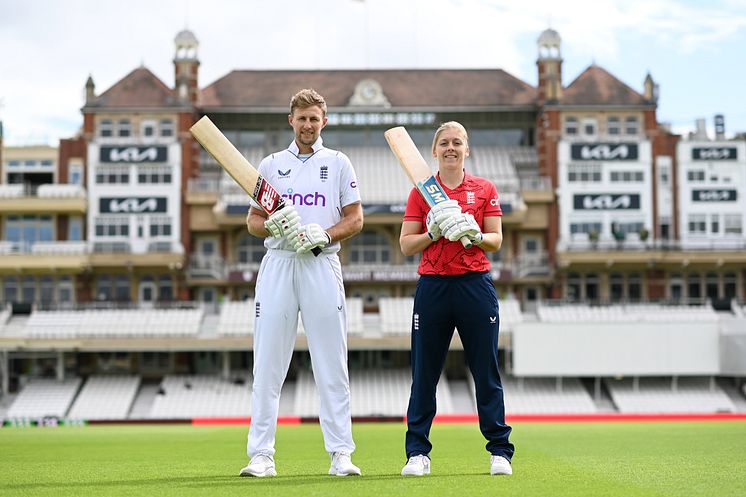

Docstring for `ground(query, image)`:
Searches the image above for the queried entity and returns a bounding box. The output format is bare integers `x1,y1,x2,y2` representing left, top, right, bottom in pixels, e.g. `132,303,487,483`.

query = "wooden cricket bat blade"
190,116,321,256
384,126,471,248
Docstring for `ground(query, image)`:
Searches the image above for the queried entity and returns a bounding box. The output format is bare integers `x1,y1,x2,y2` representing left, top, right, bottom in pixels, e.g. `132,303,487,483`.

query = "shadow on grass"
5,471,498,491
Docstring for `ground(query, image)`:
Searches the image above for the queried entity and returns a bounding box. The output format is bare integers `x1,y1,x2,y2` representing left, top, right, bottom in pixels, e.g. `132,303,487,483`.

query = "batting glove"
264,205,301,238
290,223,331,254
441,213,483,244
426,200,461,241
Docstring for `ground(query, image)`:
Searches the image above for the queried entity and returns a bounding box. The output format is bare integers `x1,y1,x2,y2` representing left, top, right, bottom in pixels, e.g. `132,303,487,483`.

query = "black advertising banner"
571,143,638,161
691,189,737,202
692,147,738,161
99,197,168,213
573,194,640,210
100,146,168,163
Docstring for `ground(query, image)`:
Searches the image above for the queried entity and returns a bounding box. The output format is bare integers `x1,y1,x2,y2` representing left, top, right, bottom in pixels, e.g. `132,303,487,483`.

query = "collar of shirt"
287,136,324,155
436,169,472,192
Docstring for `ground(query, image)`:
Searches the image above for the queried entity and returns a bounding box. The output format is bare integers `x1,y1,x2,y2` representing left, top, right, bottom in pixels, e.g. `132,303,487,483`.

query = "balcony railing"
519,176,552,192
559,235,746,252
187,254,228,280
511,252,551,277
0,183,85,197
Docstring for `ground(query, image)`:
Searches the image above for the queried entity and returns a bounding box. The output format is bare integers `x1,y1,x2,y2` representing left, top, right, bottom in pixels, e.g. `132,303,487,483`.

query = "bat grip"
311,247,322,257
460,236,473,249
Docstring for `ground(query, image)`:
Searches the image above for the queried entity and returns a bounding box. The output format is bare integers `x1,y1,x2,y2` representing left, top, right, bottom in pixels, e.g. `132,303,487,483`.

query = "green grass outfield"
2,421,746,497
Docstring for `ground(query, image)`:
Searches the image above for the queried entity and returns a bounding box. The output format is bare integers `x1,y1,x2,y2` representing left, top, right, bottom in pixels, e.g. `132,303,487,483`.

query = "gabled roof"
562,64,649,106
199,69,537,109
91,67,178,108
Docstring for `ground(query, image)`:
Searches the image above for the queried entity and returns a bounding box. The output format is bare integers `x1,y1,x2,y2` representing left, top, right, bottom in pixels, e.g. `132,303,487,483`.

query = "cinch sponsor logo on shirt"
350,181,357,188
283,189,327,207
490,198,500,206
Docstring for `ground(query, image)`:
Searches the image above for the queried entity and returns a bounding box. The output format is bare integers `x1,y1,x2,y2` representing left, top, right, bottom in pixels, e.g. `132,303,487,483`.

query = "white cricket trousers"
247,249,355,458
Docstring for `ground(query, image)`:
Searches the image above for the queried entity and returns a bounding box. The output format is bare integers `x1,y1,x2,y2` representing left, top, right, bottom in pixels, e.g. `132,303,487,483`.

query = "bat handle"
460,236,473,249
311,247,322,257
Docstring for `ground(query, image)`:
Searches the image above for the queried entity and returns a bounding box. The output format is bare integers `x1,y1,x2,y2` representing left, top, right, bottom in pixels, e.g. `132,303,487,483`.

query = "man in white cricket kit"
240,89,364,478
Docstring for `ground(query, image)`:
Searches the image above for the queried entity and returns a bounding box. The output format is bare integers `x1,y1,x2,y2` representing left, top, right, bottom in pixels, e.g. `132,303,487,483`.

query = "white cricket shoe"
401,454,431,476
239,454,277,477
490,455,512,475
329,452,362,476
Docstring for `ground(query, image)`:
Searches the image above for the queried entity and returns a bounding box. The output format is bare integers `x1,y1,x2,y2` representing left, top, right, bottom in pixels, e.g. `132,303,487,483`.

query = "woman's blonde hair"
431,121,469,155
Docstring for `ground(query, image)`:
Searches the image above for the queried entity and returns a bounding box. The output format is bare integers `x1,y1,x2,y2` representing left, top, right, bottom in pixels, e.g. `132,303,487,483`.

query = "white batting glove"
426,200,461,241
441,213,483,244
290,223,331,254
264,205,301,238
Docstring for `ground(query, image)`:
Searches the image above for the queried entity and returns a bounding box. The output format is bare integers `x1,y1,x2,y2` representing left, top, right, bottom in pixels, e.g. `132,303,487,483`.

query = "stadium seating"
294,368,453,417
67,376,140,420
25,307,204,338
536,302,718,323
378,297,414,336
605,377,736,413
466,372,597,414
216,298,363,336
346,147,412,204
148,374,252,419
498,298,524,333
6,378,82,419
506,377,597,414
217,300,255,336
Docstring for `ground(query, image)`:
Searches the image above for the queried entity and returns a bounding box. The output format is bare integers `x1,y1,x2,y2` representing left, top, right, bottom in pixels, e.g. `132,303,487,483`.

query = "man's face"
288,105,327,152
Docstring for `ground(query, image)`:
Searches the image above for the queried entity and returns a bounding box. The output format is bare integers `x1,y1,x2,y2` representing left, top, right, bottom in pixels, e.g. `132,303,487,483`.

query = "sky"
1,0,745,146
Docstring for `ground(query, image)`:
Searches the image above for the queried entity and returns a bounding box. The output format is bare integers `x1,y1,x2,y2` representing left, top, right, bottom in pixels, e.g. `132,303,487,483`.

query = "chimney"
85,75,96,104
694,118,708,140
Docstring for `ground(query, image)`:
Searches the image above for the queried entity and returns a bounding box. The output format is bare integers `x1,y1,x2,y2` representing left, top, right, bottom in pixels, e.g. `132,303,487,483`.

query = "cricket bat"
384,126,472,248
190,116,321,256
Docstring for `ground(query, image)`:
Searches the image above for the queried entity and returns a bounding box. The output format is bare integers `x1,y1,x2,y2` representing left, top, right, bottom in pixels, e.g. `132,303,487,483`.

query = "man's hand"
426,200,461,241
440,213,483,244
290,223,331,254
263,205,301,238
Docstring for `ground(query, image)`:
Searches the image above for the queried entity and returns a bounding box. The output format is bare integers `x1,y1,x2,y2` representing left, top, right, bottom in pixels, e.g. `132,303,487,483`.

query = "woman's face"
433,127,469,170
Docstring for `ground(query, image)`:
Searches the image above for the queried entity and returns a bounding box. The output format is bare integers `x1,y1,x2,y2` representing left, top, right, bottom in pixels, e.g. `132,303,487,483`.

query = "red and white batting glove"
290,223,331,254
264,205,301,238
426,200,461,241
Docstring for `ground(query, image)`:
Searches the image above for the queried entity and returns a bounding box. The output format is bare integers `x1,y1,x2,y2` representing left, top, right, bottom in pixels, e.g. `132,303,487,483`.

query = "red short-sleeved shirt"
403,172,502,276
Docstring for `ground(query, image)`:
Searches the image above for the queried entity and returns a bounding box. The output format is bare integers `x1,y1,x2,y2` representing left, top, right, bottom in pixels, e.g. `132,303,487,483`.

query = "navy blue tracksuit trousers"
405,271,514,460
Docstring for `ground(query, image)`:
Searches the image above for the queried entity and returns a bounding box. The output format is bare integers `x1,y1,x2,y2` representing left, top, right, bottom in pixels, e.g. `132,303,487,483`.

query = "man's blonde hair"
431,121,469,154
290,88,327,116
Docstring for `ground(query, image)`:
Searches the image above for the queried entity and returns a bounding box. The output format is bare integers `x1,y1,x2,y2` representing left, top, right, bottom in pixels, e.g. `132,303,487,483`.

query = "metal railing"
559,237,746,252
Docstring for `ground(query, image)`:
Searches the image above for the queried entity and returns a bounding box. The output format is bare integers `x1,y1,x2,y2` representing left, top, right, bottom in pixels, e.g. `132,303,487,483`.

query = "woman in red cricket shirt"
398,121,514,477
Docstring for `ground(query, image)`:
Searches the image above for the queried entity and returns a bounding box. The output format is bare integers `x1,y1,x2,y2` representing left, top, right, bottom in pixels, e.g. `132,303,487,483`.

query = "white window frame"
141,120,157,140
118,119,131,138
607,116,620,135
100,119,113,137
160,119,175,138
564,117,578,136
688,214,707,235
625,116,639,135
724,214,742,235
582,118,597,137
